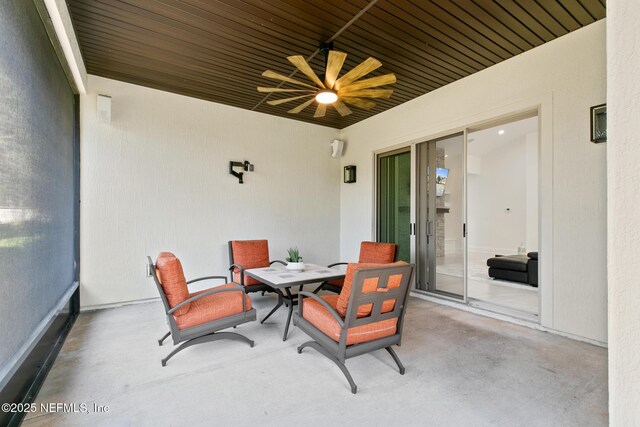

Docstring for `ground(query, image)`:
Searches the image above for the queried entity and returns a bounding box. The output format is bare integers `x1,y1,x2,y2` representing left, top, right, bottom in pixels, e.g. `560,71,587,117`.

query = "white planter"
286,262,305,271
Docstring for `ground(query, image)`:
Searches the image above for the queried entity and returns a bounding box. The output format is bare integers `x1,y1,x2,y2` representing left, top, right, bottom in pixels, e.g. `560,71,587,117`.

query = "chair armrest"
327,262,347,268
297,291,344,328
270,260,286,266
186,276,228,285
228,263,245,285
168,284,246,315
229,263,245,272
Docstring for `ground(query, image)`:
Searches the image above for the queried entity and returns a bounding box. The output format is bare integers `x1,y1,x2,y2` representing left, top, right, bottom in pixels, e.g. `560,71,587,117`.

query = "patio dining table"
245,263,345,341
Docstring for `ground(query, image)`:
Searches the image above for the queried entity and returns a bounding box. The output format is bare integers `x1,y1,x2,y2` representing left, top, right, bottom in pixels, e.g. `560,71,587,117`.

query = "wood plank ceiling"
68,0,606,129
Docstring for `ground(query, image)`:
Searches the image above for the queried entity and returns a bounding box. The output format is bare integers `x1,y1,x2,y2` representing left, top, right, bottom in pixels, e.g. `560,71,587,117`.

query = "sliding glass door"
466,115,539,316
375,112,540,320
377,148,411,262
415,133,466,300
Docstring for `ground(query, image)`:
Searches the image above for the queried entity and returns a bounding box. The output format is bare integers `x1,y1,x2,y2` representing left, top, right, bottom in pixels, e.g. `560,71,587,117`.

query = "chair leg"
161,331,254,367
297,341,358,394
158,331,171,346
312,284,324,294
385,346,405,375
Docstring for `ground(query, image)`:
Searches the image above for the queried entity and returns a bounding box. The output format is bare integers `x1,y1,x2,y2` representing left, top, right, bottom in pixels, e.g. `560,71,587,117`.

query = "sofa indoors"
487,252,538,287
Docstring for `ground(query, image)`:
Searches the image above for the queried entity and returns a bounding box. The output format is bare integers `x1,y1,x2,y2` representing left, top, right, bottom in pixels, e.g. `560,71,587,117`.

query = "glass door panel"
377,150,411,262
466,115,539,316
416,133,465,299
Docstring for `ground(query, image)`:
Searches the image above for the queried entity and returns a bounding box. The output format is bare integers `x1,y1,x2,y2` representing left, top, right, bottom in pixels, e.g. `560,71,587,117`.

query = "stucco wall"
339,21,607,343
80,75,340,308
607,0,640,423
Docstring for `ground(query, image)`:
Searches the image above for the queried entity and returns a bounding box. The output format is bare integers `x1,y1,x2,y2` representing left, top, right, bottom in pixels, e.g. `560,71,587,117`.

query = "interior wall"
339,21,607,343
467,135,529,254
0,0,76,383
607,0,640,422
80,75,340,308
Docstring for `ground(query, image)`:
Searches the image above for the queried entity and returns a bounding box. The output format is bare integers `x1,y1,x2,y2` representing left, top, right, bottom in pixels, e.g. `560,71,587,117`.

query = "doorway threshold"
468,299,539,322
411,290,607,347
411,290,540,329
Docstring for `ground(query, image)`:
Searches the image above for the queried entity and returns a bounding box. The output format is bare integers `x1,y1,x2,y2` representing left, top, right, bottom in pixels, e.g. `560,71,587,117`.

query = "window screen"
0,0,76,378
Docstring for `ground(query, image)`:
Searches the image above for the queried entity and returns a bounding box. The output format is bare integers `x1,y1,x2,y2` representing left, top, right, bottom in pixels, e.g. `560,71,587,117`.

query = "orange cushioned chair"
148,252,256,366
314,241,398,294
228,240,287,323
295,262,414,393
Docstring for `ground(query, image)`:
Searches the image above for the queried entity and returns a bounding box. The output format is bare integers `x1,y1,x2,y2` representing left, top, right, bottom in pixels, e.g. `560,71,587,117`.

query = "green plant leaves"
286,247,301,262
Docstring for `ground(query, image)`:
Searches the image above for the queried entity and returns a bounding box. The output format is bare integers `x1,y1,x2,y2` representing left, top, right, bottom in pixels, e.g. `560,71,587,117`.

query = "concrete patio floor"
23,295,608,426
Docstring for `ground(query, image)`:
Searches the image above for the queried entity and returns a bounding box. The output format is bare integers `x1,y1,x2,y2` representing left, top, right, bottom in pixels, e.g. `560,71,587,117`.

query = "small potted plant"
285,247,304,271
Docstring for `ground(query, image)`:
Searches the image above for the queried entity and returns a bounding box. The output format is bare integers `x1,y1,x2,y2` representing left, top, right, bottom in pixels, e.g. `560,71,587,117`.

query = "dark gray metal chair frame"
313,244,399,294
295,264,414,394
147,256,256,367
227,241,289,324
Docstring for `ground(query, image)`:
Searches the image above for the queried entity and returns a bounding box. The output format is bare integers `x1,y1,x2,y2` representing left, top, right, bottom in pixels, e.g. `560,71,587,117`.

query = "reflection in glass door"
415,133,466,300
377,149,411,262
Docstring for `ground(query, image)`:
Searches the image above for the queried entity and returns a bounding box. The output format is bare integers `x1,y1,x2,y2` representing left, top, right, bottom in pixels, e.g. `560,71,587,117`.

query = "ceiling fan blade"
333,57,382,90
257,87,315,93
266,94,314,106
262,70,317,88
339,74,397,93
287,55,326,89
325,51,347,89
341,97,377,110
314,103,327,118
339,89,393,99
288,98,316,114
332,100,353,117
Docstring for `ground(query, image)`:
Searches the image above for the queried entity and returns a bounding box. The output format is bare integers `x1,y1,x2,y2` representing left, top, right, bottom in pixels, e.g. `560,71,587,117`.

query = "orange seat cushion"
230,240,270,286
358,241,397,263
155,252,191,316
335,262,406,318
174,284,252,330
302,295,397,345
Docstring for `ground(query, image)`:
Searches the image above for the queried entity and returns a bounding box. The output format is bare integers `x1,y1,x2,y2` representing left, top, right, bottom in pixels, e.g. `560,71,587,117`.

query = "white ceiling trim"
43,0,87,94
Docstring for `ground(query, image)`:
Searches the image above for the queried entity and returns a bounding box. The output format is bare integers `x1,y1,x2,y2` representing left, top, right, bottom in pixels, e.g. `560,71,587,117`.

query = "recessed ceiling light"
498,129,505,135
445,154,449,157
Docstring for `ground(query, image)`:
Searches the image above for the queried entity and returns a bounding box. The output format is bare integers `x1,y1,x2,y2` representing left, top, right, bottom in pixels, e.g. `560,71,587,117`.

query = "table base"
260,286,303,341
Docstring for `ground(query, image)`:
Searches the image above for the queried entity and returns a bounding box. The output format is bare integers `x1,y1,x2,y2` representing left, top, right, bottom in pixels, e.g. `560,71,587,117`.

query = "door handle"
426,221,433,236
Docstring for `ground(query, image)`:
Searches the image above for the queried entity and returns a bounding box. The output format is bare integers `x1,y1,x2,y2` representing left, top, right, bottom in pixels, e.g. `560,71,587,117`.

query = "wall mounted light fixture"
590,104,607,143
229,160,254,184
344,165,356,183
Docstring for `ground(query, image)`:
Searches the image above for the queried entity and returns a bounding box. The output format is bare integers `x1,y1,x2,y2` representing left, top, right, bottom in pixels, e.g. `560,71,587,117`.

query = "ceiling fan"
257,43,396,118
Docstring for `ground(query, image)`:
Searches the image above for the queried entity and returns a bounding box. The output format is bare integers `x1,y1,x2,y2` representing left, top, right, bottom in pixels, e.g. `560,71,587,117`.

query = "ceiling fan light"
315,90,338,104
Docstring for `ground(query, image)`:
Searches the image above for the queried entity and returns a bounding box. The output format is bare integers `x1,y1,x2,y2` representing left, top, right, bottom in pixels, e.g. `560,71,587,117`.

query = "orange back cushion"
231,240,270,286
336,262,407,318
358,241,397,263
155,252,190,316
